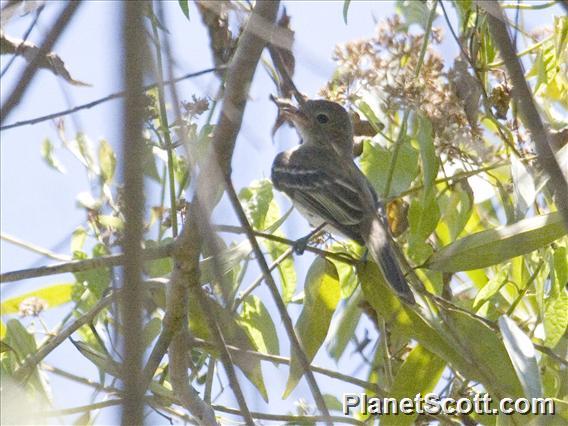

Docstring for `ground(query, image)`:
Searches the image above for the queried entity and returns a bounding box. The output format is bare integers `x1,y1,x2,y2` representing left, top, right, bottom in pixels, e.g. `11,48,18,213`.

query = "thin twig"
189,336,387,397
211,405,364,426
0,243,173,283
0,1,81,122
215,225,358,265
224,180,332,425
13,292,114,382
151,18,179,237
0,4,45,78
383,0,438,197
1,232,71,262
233,246,294,311
0,66,225,131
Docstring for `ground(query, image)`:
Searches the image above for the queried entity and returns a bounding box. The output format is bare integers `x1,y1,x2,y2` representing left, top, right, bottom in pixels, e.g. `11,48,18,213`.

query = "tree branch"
479,1,568,229
141,2,280,425
13,292,114,382
0,244,173,283
120,2,147,423
0,1,81,122
224,180,332,424
0,66,224,131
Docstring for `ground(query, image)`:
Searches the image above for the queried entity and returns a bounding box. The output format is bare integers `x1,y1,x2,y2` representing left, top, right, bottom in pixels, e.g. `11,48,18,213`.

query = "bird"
270,97,416,304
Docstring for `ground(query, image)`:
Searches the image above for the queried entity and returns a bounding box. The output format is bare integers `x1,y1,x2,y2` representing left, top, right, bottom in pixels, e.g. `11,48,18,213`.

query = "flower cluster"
320,15,485,164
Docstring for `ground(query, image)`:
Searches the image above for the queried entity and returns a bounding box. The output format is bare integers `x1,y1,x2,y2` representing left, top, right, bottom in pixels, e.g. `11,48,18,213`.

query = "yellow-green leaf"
98,139,116,183
1,284,74,315
381,345,446,426
427,212,566,272
188,288,268,402
544,288,568,348
283,258,340,398
239,295,280,356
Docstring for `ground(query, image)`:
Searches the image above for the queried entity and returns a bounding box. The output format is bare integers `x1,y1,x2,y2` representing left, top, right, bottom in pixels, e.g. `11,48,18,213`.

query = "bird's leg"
292,222,327,255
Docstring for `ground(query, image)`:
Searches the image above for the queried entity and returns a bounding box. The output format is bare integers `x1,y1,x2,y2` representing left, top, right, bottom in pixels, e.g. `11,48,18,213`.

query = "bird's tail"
362,216,416,304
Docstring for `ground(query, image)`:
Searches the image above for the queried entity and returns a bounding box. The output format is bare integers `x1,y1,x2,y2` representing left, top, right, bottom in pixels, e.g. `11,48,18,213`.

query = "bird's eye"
316,113,329,124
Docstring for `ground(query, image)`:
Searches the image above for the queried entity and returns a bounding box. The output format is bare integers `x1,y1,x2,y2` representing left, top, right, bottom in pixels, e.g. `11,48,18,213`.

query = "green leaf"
71,226,87,252
98,215,123,229
263,201,296,303
178,0,190,20
473,269,508,311
142,142,161,182
323,393,343,411
199,240,251,285
73,246,111,297
239,179,274,231
72,340,121,377
408,192,439,264
143,317,162,348
359,262,523,398
73,133,97,173
5,320,36,359
283,258,340,398
76,191,101,210
360,140,419,197
1,284,74,315
357,101,383,132
511,155,536,216
499,315,543,400
552,245,567,291
327,288,362,361
395,0,432,29
342,0,351,24
427,212,567,272
416,114,438,195
241,180,297,302
145,239,173,278
437,181,473,243
543,287,568,348
98,139,116,183
238,296,279,356
40,139,65,173
188,288,268,401
381,345,446,426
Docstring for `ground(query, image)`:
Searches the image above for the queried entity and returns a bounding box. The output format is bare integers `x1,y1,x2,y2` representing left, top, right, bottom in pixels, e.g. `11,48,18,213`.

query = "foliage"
1,1,567,425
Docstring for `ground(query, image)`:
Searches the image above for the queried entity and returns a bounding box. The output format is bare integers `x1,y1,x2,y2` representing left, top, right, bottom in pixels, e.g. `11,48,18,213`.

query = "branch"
0,243,173,283
13,292,114,382
478,1,568,229
0,66,224,131
0,1,81,122
189,336,387,397
215,224,358,265
224,180,332,424
120,2,147,423
1,232,71,262
142,2,280,425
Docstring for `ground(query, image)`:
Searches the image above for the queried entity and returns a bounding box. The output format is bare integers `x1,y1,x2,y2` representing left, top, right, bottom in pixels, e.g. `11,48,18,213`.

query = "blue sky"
1,1,562,424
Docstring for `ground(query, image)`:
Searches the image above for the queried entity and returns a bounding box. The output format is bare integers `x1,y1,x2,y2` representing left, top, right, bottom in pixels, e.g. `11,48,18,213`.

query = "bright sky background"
1,1,562,424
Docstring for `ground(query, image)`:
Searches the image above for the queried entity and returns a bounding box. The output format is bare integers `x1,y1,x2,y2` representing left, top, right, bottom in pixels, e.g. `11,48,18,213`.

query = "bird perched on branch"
271,96,415,304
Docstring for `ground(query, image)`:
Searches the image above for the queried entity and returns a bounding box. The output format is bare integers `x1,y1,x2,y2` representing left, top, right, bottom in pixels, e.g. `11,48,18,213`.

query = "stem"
382,0,438,198
151,18,178,237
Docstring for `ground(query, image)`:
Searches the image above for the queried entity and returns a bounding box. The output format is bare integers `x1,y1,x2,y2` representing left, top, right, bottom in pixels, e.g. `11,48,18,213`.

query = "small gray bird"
271,97,415,304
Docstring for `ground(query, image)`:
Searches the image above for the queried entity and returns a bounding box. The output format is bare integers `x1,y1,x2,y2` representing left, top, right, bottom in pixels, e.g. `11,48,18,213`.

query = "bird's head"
271,96,354,155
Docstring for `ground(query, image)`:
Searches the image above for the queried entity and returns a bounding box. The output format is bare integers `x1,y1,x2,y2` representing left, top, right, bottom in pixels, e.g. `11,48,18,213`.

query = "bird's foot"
292,235,310,255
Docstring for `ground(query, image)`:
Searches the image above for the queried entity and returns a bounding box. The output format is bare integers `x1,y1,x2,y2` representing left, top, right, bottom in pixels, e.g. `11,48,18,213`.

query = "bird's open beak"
270,95,309,126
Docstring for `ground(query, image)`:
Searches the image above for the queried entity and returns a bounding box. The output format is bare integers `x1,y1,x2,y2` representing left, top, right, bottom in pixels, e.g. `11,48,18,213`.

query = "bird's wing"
272,149,369,240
